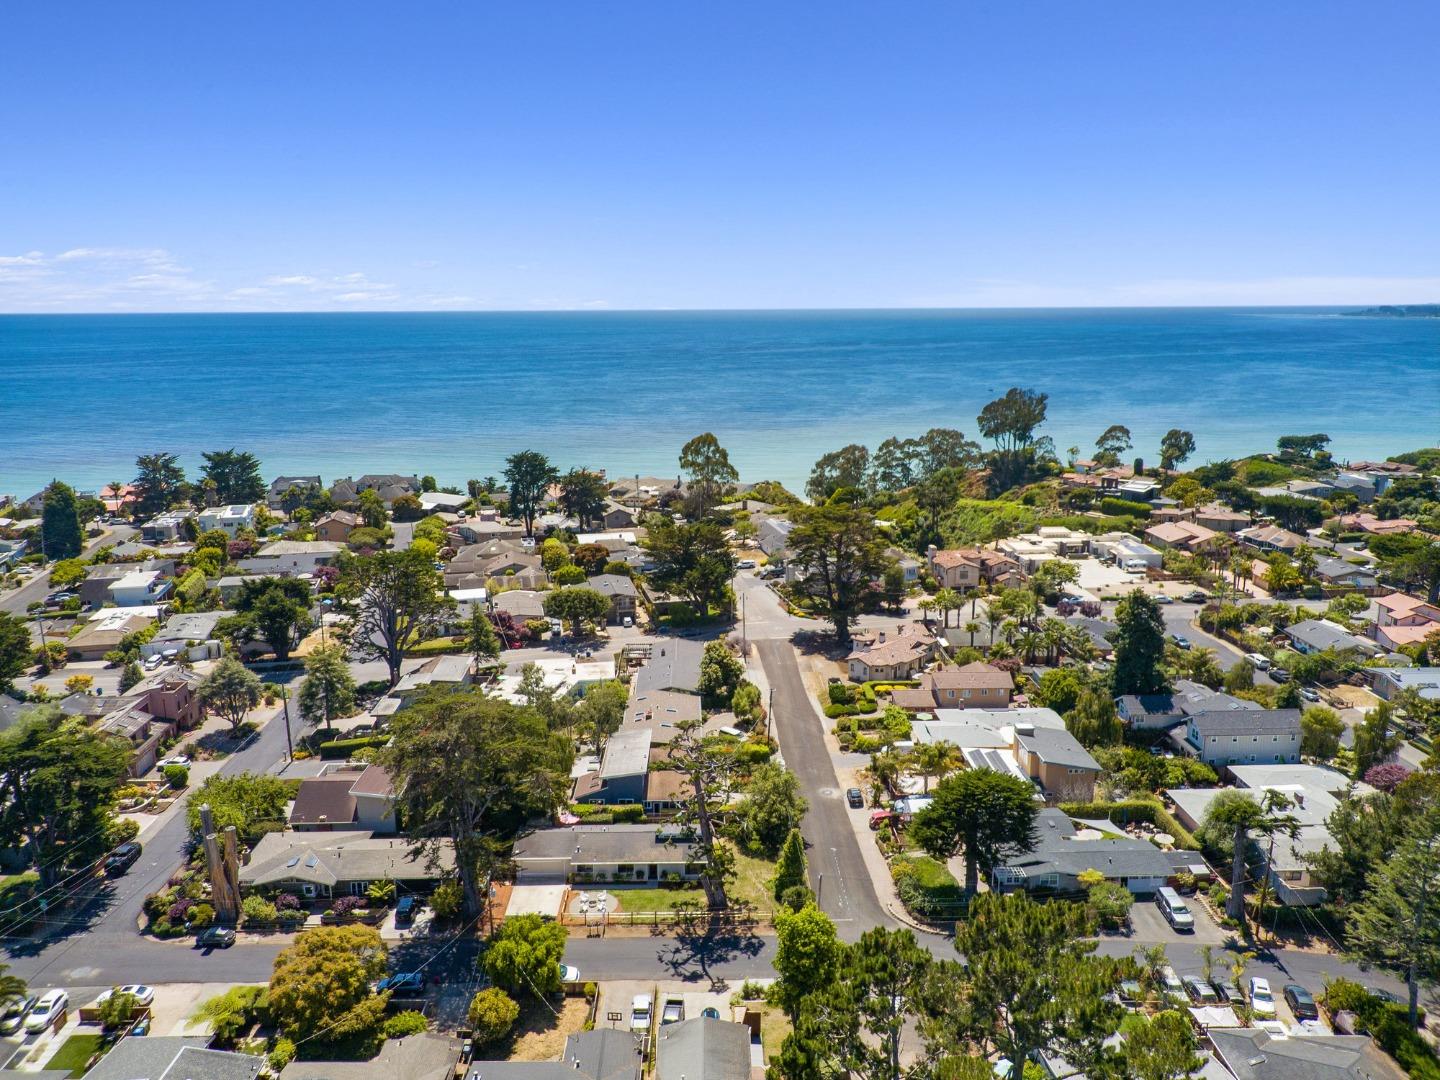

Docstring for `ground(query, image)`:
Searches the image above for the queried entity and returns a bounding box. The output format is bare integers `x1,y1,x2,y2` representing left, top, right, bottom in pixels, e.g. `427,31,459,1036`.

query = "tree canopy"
503,450,558,537
343,549,452,686
268,924,389,1040
911,768,1038,894
679,432,739,517
976,387,1048,452
41,481,83,560
200,449,266,504
787,501,888,644
1110,589,1167,695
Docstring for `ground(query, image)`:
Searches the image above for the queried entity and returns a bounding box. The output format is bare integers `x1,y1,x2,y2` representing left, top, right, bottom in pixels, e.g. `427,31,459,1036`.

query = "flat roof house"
110,568,173,607
140,509,196,543
513,824,702,885
197,503,256,537
67,610,156,661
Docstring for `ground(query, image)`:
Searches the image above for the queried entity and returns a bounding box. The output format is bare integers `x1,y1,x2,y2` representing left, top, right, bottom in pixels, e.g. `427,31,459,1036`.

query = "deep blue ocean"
1,308,1436,499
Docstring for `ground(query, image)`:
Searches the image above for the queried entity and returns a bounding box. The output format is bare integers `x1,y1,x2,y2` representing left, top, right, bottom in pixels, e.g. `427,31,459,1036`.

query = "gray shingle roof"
513,825,699,867
656,1018,752,1080
86,1036,262,1080
1285,619,1368,653
1188,709,1301,737
1014,726,1101,771
633,640,704,694
283,1033,462,1080
1208,1027,1405,1079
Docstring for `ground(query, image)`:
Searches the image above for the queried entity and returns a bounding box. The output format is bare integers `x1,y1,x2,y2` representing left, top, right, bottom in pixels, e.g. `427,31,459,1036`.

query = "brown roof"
922,662,1013,691
930,547,1018,571
289,778,358,826
349,764,395,798
645,770,693,803
891,688,939,710
847,626,937,667
319,510,361,528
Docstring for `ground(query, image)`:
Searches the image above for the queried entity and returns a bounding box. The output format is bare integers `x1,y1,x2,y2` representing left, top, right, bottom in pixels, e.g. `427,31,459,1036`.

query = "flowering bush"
332,895,365,917
168,897,195,922
1364,762,1412,793
275,892,302,911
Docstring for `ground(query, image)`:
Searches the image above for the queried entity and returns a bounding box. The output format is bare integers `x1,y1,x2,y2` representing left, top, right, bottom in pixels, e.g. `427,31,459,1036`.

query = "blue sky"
2,1,1437,311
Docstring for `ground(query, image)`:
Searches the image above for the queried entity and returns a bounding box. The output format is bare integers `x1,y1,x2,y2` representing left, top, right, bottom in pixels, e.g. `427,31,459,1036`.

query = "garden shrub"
383,1011,429,1038
318,734,391,759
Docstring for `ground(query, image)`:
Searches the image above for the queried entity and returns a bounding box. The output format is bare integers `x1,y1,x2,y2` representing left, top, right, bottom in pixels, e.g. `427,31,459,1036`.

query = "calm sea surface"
1,309,1436,498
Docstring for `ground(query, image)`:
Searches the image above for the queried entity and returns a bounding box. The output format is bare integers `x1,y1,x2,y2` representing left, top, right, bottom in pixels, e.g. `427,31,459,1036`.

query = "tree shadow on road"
650,906,766,990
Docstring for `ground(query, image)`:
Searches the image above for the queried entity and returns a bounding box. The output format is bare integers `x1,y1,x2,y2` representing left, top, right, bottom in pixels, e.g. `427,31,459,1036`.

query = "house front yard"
46,1032,104,1078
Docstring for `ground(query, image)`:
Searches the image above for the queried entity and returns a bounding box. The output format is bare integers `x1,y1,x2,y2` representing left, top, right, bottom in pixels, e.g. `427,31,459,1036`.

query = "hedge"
318,734,391,759
405,637,466,657
1058,798,1202,851
1099,497,1154,519
891,854,966,917
569,803,646,824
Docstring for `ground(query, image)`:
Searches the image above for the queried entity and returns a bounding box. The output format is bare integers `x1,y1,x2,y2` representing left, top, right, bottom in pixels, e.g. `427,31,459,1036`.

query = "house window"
617,864,635,875
302,884,317,898
575,865,593,876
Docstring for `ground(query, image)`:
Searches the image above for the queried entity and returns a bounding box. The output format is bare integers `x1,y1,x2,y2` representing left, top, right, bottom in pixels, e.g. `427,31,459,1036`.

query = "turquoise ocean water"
1,308,1436,498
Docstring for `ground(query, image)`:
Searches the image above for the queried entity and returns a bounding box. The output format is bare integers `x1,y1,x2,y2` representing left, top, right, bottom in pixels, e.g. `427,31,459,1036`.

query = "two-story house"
197,504,256,537
314,510,362,543
925,545,1024,590
891,662,1013,711
1170,708,1301,770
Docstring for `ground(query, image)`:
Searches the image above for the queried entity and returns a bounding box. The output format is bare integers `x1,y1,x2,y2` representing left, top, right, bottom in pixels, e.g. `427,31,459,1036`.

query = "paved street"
0,524,136,619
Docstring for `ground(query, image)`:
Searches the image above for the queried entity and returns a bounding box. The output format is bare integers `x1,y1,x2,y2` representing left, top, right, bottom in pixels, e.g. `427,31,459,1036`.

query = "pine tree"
773,829,808,901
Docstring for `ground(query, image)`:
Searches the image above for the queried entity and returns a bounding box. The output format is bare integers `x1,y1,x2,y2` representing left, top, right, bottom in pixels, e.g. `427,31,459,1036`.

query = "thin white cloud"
909,275,1440,308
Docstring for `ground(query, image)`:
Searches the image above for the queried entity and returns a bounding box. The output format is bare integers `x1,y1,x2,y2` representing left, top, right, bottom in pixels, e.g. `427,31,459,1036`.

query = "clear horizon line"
1,301,1435,317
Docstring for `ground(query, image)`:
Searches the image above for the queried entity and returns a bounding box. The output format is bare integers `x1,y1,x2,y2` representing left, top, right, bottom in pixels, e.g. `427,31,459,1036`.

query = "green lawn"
0,872,39,909
47,1033,103,1078
610,884,704,912
606,843,777,913
726,843,779,910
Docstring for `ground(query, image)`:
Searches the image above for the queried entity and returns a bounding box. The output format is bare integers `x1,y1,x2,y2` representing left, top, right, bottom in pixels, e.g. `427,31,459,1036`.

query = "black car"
196,926,236,949
1214,982,1243,1007
104,841,142,876
395,895,419,926
1283,983,1319,1021
846,788,864,809
1269,667,1291,683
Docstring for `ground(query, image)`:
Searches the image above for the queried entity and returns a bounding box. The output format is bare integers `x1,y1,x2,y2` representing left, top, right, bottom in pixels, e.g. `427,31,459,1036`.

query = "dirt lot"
507,996,590,1061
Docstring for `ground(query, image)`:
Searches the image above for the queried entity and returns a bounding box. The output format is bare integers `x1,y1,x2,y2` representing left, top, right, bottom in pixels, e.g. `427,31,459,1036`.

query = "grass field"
47,1033,103,1078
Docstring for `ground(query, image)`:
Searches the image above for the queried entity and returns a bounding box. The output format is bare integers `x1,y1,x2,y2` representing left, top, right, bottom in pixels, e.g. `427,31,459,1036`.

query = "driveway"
1126,894,1228,945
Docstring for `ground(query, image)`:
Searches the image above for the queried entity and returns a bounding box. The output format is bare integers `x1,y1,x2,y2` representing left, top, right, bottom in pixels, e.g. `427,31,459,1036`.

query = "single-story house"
197,504,256,537
236,539,344,575
1372,666,1440,703
140,610,230,661
491,589,546,622
846,624,938,682
67,609,156,661
1374,621,1440,652
633,640,705,695
588,574,638,624
912,706,1068,752
755,515,794,559
390,654,473,707
600,501,637,529
655,1018,754,1080
464,1030,638,1080
314,510,362,543
86,1035,262,1080
993,809,1204,896
512,824,702,884
1333,512,1418,536
1208,1028,1404,1080
238,831,453,900
1171,765,1377,906
289,764,397,833
1143,521,1218,553
1089,534,1162,568
418,491,468,513
1284,618,1377,656
1064,616,1117,658
140,509,196,543
1237,524,1308,553
1192,505,1251,532
1311,556,1378,591
285,1034,462,1080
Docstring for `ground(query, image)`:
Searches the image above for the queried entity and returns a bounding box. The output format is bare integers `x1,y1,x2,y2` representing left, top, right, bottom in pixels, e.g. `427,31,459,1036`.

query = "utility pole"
278,685,294,763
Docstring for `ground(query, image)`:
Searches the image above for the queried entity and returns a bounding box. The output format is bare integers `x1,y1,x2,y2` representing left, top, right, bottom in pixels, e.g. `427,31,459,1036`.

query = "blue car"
395,896,418,926
377,972,426,996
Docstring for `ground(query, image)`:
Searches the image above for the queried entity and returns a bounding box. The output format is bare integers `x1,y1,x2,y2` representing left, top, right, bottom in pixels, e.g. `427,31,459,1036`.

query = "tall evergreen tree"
40,481,83,560
502,450,558,538
679,432,739,518
773,829,808,901
1110,589,1168,695
200,448,266,504
132,451,187,517
911,768,1038,894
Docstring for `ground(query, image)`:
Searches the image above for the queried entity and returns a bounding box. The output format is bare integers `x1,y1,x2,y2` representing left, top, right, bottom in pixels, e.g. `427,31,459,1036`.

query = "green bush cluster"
1098,497,1153,519
318,734,391,759
404,637,467,657
1322,979,1438,1078
569,803,646,824
1058,798,1201,851
891,854,966,917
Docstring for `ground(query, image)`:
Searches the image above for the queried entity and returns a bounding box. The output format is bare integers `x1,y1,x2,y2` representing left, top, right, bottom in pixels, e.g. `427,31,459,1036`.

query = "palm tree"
917,596,937,631
963,620,981,649
984,605,1005,648
935,588,961,630
1040,617,1068,665
865,749,904,800
910,742,961,793
1016,629,1042,665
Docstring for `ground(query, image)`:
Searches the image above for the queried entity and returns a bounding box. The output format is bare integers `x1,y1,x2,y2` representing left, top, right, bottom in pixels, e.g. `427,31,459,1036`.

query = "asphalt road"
0,524,136,619
754,638,895,940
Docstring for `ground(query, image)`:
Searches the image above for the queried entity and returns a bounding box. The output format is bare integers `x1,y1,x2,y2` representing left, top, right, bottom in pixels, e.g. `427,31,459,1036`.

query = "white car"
1248,976,1276,1017
558,964,580,985
1245,652,1272,671
630,994,653,1031
97,984,155,1007
158,755,190,769
736,559,757,570
25,989,68,1032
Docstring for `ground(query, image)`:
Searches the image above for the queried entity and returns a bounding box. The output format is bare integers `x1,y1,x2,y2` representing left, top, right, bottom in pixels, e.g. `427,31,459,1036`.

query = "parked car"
559,964,580,984
1214,982,1243,1007
25,989,68,1032
1153,594,1174,604
1161,967,1185,1000
395,895,419,926
1269,667,1291,682
377,972,426,996
846,788,864,809
0,995,36,1036
1248,976,1276,1017
736,559,757,570
1299,686,1321,703
104,841,143,876
1183,976,1219,1005
96,984,155,1007
1182,590,1208,603
195,926,236,949
661,994,685,1025
158,755,191,768
622,615,633,628
760,565,783,579
1169,634,1191,650
1284,983,1319,1021
630,994,653,1031
1244,652,1272,671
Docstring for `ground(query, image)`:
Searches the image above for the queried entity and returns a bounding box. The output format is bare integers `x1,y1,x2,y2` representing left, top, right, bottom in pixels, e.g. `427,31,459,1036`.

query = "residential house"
140,610,230,661
197,504,256,537
285,1034,462,1080
601,501,637,529
846,624,938,682
1192,504,1251,532
98,482,138,516
573,728,653,806
755,516,794,560
330,474,421,506
926,545,1024,590
1207,1028,1404,1080
67,609,156,661
267,475,322,509
607,475,685,503
444,547,543,589
1237,524,1308,554
624,688,704,740
1090,534,1162,568
314,510,362,543
109,568,173,607
890,662,1013,711
885,547,922,582
236,539,344,575
86,1035,262,1080
463,1030,638,1080
1372,667,1440,703
0,538,27,569
1116,679,1253,731
418,490,468,513
912,705,1069,752
1376,591,1440,628
389,654,473,708
238,831,454,899
512,824,701,884
1012,722,1102,800
79,559,176,608
1170,765,1377,906
1063,616,1117,658
993,809,1204,896
633,640,705,695
215,573,275,604
1333,512,1418,536
140,509,196,543
588,574,639,624
655,1017,754,1080
446,517,528,546
492,589,546,622
289,764,398,833
93,667,205,776
1284,618,1378,657
1143,520,1218,553
1310,556,1378,591
1167,708,1301,770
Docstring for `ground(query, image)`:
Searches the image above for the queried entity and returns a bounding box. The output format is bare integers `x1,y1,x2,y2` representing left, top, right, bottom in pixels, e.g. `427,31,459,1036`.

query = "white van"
1156,886,1195,932
1244,652,1272,671
1123,558,1149,572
